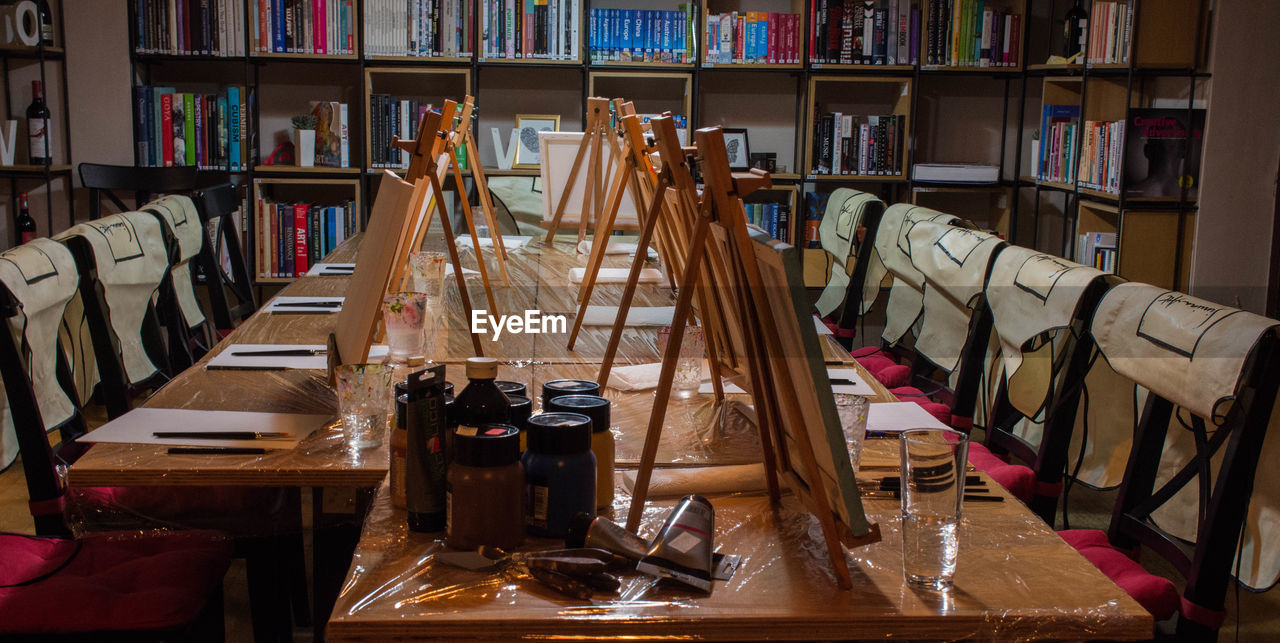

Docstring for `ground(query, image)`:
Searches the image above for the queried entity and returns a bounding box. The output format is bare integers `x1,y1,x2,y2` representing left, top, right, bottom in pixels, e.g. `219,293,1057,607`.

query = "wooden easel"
389,101,485,356
625,126,878,590
448,95,511,286
544,97,615,244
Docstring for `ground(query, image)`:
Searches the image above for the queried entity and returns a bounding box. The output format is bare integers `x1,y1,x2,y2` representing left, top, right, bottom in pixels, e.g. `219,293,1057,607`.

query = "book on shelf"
368,95,434,169
1086,1,1133,66
704,10,801,65
922,0,1020,68
1076,120,1124,195
1077,231,1116,272
804,191,831,248
481,0,580,61
256,197,358,278
310,101,352,168
135,85,253,171
911,162,999,183
1037,104,1080,184
1123,108,1205,200
744,201,792,243
362,0,472,58
635,114,688,146
134,0,247,56
810,0,920,66
811,111,906,177
589,6,694,64
248,0,356,55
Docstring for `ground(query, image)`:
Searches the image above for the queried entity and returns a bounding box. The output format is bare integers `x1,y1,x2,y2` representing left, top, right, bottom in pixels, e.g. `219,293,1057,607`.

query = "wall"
1189,2,1280,313
65,0,133,172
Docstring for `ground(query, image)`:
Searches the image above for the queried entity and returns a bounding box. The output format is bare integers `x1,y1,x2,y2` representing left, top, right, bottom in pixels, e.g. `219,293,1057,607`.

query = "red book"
809,2,816,63
1008,13,1020,67
160,93,174,167
315,0,326,55
767,13,778,64
735,15,745,62
294,203,309,276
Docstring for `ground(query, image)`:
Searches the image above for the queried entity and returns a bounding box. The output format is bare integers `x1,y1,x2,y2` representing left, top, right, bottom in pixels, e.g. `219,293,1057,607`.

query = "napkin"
621,464,768,498
568,267,664,284
581,305,675,327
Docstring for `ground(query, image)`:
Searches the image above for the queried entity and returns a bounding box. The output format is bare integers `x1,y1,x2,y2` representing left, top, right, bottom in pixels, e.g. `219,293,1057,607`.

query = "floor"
3,179,1277,640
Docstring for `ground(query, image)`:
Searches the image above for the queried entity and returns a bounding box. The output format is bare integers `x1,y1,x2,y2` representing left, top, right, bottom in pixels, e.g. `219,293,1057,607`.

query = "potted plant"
291,114,317,167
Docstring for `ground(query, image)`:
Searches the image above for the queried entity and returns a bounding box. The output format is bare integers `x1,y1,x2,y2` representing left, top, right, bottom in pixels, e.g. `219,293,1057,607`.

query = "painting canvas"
514,114,560,168
538,131,640,229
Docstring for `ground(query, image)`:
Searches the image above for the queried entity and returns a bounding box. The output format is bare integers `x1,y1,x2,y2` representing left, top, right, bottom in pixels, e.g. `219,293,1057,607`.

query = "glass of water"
834,394,870,473
898,428,969,590
335,363,394,450
382,292,428,364
658,325,705,399
408,251,447,300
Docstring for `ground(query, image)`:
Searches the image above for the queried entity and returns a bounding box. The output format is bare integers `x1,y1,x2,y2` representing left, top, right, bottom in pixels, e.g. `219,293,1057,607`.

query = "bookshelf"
126,0,1213,293
702,0,805,69
363,67,471,171
2,0,72,248
252,176,362,283
803,75,911,181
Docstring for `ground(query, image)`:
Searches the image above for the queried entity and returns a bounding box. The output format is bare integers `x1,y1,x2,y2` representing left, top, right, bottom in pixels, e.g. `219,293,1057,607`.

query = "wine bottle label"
28,119,46,159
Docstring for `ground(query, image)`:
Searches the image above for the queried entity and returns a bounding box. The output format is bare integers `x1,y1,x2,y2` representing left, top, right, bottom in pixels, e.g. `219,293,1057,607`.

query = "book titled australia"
1123,108,1206,199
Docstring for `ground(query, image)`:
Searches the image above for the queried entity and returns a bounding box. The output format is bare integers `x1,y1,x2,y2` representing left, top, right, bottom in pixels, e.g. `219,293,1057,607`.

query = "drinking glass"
898,429,969,590
408,251,447,300
658,325,705,399
834,394,870,472
382,292,428,363
335,363,394,450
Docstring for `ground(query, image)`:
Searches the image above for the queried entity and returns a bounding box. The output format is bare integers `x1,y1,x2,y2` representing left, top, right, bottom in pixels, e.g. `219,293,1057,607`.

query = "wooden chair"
978,245,1120,523
1059,283,1280,639
190,183,257,334
78,163,197,221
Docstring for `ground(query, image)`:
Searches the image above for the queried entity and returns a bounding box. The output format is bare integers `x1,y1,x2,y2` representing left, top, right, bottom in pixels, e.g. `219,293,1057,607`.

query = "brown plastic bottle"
446,424,524,550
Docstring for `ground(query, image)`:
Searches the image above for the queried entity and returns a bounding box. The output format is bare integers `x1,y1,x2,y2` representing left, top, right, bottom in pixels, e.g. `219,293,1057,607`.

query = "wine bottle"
1062,0,1088,59
15,193,36,244
35,0,53,47
27,81,50,165
452,357,511,432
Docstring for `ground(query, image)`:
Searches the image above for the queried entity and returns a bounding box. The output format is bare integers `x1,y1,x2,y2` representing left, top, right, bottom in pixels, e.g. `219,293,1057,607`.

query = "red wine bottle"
16,193,36,244
1062,0,1088,59
27,81,50,165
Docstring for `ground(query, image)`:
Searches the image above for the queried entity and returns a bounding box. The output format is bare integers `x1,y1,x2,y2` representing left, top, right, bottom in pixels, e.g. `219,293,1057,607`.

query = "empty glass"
834,394,870,472
898,429,969,590
335,363,394,450
658,325,704,399
408,251,447,300
382,292,428,363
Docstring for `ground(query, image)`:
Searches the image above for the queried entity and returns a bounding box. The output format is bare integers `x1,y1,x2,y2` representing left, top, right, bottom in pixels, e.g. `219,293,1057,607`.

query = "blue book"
326,207,337,255
273,0,286,53
634,10,646,61
589,9,597,61
647,10,659,61
135,86,150,166
228,87,242,172
620,10,632,60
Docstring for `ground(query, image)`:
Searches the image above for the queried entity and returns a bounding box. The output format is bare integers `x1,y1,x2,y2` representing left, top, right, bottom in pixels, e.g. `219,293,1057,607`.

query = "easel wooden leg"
466,136,511,282
579,125,602,245
449,147,499,314
429,167,484,357
567,154,632,350
545,130,594,244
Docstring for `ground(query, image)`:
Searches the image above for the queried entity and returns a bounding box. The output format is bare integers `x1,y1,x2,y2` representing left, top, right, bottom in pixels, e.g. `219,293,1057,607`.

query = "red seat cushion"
890,386,953,425
966,443,1035,504
1058,529,1179,621
0,531,231,634
70,486,291,535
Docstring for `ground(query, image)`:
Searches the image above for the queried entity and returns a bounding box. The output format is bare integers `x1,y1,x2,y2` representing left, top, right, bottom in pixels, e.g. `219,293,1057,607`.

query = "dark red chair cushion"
967,442,1035,504
890,386,952,425
0,531,231,634
70,486,291,535
1059,529,1180,621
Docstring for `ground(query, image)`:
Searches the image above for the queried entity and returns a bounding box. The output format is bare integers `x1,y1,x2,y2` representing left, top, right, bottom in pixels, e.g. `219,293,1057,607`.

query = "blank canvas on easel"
539,131,641,230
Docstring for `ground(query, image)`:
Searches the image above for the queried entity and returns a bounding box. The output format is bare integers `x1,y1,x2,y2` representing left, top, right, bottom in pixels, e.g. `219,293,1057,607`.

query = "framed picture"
721,128,751,170
514,114,561,168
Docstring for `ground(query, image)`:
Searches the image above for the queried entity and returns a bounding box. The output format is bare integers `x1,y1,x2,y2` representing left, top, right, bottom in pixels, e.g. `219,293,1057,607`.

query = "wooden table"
67,235,1151,641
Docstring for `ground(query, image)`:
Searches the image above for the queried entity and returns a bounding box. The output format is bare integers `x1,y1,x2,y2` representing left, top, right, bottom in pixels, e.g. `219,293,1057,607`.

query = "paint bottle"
507,394,533,452
393,375,447,508
523,412,596,538
405,365,449,532
453,357,511,432
496,380,527,398
547,395,614,510
540,379,601,409
447,424,524,550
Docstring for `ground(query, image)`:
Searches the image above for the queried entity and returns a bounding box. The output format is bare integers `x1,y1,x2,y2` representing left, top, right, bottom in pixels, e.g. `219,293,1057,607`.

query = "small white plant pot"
294,129,316,167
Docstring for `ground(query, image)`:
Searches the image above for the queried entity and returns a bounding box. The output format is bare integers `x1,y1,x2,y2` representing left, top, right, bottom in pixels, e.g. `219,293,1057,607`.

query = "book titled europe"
1123,108,1205,200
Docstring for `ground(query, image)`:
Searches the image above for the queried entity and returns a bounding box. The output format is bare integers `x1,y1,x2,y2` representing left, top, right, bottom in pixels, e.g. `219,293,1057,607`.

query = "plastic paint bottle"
522,412,596,538
547,394,614,510
447,424,524,550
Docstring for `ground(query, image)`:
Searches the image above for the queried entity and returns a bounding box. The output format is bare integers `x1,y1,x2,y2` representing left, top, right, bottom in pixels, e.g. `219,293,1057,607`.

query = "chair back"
1091,283,1280,636
0,239,88,536
981,246,1119,520
78,163,197,220
192,183,257,331
812,188,884,337
54,212,173,418
870,204,965,349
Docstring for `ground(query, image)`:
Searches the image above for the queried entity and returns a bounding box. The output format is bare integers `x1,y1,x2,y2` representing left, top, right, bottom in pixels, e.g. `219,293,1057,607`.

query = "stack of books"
256,198,358,278
134,86,253,171
362,0,473,58
481,0,581,61
369,97,430,170
1077,231,1117,273
1077,120,1124,194
1038,104,1081,184
134,0,247,56
923,0,1021,67
249,0,357,55
309,101,352,168
705,11,802,65
812,112,906,177
744,201,792,242
588,7,695,63
810,0,920,65
1086,2,1133,65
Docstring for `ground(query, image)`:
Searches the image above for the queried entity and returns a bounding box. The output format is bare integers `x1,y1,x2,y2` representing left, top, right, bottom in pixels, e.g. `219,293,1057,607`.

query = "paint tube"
565,512,649,562
635,495,715,593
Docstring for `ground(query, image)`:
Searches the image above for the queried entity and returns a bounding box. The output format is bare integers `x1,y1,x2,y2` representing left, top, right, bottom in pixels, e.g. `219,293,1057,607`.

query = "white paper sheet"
568,267,664,284
266,296,344,314
698,367,873,396
866,402,953,433
581,305,675,327
306,262,356,276
575,239,659,259
80,407,331,449
206,344,389,370
444,264,481,277
814,317,833,335
456,235,531,250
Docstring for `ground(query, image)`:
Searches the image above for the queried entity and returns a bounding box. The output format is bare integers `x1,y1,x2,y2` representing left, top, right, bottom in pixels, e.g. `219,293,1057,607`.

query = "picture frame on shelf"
514,114,561,168
722,128,751,170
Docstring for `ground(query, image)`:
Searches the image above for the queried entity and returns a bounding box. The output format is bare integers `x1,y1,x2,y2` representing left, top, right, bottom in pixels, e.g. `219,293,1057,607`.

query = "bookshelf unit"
252,176,362,283
701,0,805,70
127,0,1214,293
363,66,471,172
2,0,72,247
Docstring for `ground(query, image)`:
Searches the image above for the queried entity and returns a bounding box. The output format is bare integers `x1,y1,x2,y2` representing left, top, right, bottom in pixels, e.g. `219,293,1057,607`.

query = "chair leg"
283,489,312,628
